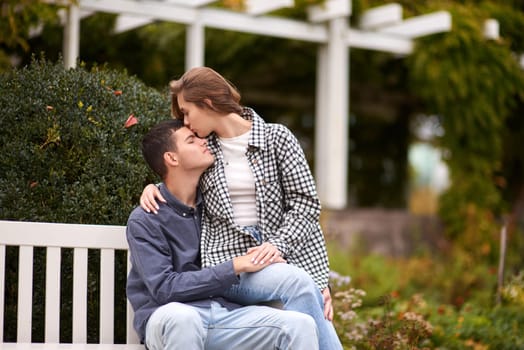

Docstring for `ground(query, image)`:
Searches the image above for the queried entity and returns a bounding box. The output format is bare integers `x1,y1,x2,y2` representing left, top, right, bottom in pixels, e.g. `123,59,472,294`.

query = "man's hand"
140,184,166,214
246,242,281,265
322,287,334,321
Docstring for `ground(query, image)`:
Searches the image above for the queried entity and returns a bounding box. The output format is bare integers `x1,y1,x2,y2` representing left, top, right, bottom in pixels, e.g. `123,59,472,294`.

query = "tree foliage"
0,0,74,70
406,1,524,254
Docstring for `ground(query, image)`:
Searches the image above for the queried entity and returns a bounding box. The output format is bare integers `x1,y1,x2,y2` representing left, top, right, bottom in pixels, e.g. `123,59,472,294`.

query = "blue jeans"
145,301,318,350
222,263,343,350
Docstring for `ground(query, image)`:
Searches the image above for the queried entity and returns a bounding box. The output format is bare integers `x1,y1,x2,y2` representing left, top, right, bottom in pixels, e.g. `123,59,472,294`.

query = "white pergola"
59,0,451,210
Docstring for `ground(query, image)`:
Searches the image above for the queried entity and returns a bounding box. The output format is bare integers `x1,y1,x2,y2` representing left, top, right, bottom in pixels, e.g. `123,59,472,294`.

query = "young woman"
140,67,342,350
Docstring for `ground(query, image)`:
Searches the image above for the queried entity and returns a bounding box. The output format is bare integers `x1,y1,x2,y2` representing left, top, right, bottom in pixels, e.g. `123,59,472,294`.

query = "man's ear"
164,152,178,166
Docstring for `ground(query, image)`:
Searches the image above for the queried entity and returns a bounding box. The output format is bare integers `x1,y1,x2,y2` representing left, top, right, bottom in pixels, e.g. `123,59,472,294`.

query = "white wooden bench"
0,220,143,349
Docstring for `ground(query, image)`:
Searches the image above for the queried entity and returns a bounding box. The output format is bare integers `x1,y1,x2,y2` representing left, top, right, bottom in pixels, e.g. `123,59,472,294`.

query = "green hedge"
0,58,169,225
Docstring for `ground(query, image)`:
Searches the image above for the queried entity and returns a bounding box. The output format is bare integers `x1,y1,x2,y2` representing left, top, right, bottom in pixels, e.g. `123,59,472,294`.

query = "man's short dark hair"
142,119,185,179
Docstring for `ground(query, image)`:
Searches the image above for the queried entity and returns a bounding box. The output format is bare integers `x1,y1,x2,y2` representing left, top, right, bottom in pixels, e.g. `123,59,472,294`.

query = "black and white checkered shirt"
199,107,330,290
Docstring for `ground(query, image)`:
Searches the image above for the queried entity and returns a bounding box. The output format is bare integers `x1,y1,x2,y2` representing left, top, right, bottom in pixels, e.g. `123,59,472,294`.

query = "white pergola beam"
59,8,94,24
378,11,451,38
307,0,351,23
75,0,448,53
348,28,413,55
76,0,327,43
163,0,217,6
359,3,402,30
245,0,294,16
200,7,327,43
78,0,198,24
114,15,155,33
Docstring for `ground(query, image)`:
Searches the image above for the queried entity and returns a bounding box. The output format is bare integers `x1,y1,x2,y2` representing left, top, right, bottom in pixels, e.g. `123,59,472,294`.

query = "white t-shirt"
218,131,257,226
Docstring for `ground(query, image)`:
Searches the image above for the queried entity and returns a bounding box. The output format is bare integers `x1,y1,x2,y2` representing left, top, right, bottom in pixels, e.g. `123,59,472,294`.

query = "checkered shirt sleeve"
199,108,330,290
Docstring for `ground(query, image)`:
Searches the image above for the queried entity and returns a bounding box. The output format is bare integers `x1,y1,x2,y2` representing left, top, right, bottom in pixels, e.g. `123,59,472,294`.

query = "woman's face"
177,93,214,138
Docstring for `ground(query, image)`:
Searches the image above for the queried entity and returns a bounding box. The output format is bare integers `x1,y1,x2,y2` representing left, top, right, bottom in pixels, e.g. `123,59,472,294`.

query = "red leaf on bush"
124,114,138,128
113,90,122,96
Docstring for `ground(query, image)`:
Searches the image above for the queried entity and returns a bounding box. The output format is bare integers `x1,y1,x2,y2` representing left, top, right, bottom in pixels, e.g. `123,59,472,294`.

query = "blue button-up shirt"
126,184,240,343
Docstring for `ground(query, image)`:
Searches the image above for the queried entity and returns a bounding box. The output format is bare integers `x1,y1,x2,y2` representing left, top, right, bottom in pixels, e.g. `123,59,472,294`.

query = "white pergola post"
310,0,350,209
318,17,349,209
186,19,205,69
315,46,329,204
63,4,80,69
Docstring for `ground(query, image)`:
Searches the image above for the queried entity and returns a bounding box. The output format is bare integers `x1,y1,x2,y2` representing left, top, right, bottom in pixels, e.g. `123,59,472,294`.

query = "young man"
126,119,318,350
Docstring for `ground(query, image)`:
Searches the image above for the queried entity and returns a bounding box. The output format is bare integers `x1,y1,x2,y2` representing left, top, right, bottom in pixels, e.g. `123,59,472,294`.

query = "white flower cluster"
329,270,352,287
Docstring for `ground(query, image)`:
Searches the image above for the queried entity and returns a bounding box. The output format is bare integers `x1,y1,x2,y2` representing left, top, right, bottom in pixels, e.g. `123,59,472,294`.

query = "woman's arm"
264,125,321,256
255,124,330,291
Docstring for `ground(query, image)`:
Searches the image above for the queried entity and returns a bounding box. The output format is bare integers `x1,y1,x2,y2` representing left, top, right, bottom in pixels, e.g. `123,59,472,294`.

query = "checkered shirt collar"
240,107,266,152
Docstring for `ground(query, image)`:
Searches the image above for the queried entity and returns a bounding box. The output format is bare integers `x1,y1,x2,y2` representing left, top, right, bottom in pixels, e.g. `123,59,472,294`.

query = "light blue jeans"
222,263,343,350
145,301,318,350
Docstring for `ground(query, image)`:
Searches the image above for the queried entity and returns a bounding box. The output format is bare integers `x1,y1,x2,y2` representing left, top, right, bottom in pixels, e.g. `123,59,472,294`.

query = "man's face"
173,127,214,172
177,94,214,138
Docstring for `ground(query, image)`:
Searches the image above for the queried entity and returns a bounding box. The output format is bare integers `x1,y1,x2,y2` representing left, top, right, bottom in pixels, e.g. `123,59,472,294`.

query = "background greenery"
4,2,524,228
1,0,524,348
328,239,524,349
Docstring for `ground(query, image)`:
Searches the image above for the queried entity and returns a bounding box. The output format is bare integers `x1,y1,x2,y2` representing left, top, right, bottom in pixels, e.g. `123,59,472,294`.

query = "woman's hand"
322,287,334,321
246,242,282,265
233,251,284,273
140,184,166,214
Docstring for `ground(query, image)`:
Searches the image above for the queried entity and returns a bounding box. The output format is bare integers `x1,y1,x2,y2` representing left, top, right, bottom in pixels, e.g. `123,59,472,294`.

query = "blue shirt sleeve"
127,210,239,305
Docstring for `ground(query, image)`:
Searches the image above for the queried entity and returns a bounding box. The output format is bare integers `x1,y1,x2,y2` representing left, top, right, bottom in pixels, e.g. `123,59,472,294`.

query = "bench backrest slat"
45,246,61,343
127,259,139,344
0,245,5,343
0,220,140,345
73,247,88,343
100,249,115,343
18,246,34,342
